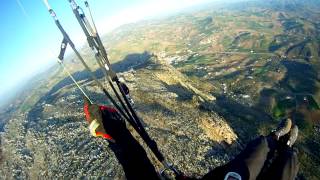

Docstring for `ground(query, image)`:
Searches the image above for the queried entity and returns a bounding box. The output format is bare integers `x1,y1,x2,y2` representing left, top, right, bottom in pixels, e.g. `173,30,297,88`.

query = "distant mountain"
225,0,320,12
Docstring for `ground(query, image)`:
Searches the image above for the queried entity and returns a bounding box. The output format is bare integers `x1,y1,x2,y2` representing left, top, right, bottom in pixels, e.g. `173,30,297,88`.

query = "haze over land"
0,0,213,104
1,0,320,179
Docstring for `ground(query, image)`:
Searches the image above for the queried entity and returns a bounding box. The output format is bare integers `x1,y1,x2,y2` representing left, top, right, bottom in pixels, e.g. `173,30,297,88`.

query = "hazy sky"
0,0,213,98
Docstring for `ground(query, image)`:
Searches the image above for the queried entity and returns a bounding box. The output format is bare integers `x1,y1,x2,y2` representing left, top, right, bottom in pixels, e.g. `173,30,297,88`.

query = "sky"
0,0,213,99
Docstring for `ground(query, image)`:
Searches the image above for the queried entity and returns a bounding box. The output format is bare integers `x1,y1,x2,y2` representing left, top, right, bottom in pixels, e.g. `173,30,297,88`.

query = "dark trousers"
108,130,160,180
202,136,299,180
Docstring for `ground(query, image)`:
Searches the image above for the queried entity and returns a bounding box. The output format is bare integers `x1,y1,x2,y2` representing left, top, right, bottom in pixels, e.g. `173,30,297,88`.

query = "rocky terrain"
1,0,320,179
0,55,239,179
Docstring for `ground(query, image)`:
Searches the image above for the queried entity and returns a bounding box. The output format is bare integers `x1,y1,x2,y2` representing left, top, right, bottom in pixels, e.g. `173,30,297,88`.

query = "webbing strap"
58,37,68,60
46,6,131,122
89,119,99,136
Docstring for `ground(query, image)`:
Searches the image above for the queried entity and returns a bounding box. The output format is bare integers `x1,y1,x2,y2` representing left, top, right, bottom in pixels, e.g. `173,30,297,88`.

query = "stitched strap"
89,119,99,137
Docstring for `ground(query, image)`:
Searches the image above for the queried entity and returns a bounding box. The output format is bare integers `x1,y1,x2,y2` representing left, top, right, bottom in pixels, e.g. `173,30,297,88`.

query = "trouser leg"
260,148,299,180
108,129,160,180
202,136,271,180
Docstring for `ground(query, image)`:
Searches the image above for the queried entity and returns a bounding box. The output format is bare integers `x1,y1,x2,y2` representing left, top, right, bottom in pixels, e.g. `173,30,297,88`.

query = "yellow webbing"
89,119,100,137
